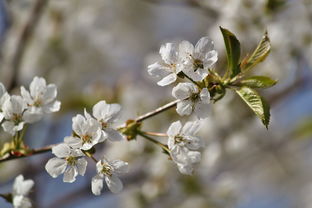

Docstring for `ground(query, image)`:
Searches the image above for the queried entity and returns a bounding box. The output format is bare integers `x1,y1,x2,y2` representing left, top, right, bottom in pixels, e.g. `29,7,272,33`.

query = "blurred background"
0,0,311,207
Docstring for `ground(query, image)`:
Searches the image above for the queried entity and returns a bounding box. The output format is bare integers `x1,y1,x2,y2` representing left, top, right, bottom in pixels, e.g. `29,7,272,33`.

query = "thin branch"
6,0,49,91
143,131,168,137
135,99,179,122
0,144,54,163
137,131,170,153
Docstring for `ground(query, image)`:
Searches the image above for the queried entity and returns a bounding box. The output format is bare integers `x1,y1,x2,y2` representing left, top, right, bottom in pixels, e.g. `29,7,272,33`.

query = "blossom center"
193,59,204,71
33,99,43,107
81,134,92,144
12,113,22,124
100,120,108,129
66,156,76,166
101,163,112,176
190,93,200,102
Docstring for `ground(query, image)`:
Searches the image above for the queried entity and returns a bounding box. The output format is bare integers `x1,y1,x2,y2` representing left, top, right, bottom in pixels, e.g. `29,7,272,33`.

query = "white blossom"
1,95,29,135
148,43,182,86
71,113,103,150
21,76,61,122
12,175,34,208
91,157,128,194
179,37,218,81
85,100,124,142
172,83,210,119
45,143,87,183
167,121,203,175
0,83,10,123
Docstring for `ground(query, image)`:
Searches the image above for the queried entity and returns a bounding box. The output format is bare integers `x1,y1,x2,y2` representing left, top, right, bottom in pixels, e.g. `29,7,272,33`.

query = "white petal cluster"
0,77,61,135
65,100,123,150
70,114,103,150
172,83,210,119
148,43,181,86
92,157,128,194
167,121,203,175
45,100,128,194
12,175,34,208
85,100,124,142
179,37,218,81
21,77,61,122
45,142,87,183
148,37,216,119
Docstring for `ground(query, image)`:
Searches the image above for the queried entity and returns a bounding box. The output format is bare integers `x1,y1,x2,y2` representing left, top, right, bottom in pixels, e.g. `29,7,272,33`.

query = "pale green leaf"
241,31,271,72
240,76,277,88
235,87,270,128
220,27,241,78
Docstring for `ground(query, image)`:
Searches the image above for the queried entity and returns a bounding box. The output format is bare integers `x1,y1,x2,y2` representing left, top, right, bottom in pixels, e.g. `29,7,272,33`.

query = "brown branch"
6,0,49,91
0,144,54,163
135,99,179,122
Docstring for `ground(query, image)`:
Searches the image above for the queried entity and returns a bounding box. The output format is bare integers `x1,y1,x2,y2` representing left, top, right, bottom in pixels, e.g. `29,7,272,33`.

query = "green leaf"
241,31,271,72
240,76,277,88
220,27,241,78
235,87,270,128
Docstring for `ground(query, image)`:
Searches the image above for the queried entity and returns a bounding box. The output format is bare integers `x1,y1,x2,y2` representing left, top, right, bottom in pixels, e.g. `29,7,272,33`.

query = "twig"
143,131,168,137
0,144,54,163
137,131,170,153
135,99,179,122
6,0,49,91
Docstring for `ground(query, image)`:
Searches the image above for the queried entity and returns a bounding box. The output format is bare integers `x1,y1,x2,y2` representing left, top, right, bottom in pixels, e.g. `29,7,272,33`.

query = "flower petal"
77,158,88,176
63,166,78,183
181,121,200,135
177,163,193,175
159,43,178,64
157,73,177,86
105,175,123,193
199,88,210,104
194,102,210,119
203,50,218,68
179,40,194,59
45,157,67,178
29,77,46,98
52,143,71,158
167,121,182,137
13,175,34,196
172,82,197,99
176,100,193,116
104,128,124,142
194,37,214,59
91,175,104,195
110,160,129,175
13,195,32,208
72,114,86,136
92,100,108,121
43,84,57,104
148,62,171,78
64,136,82,149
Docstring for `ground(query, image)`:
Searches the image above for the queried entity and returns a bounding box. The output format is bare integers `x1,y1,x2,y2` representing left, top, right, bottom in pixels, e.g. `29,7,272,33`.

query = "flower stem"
143,131,168,137
135,99,179,122
83,152,98,163
180,72,202,88
137,131,170,153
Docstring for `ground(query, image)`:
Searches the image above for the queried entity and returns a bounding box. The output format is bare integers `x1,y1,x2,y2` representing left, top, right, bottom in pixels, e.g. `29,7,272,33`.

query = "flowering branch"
0,98,178,163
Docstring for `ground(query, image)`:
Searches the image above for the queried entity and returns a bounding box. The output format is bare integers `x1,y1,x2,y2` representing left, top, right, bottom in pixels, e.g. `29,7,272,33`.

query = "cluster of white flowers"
12,175,34,208
45,100,128,194
167,121,203,175
148,37,217,174
0,77,60,136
